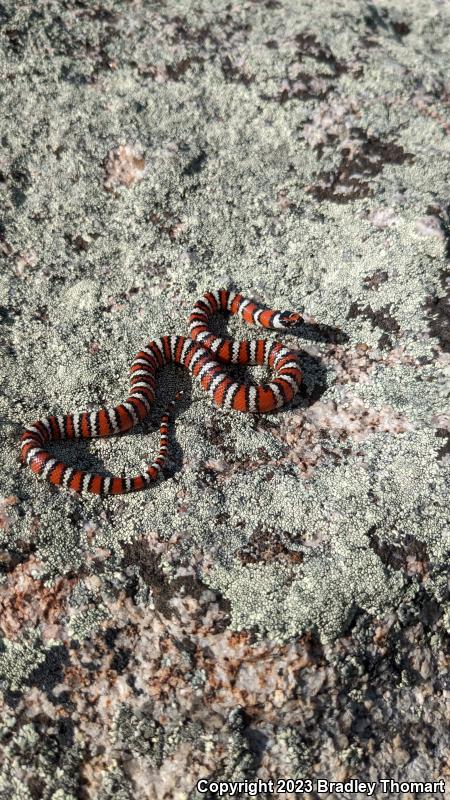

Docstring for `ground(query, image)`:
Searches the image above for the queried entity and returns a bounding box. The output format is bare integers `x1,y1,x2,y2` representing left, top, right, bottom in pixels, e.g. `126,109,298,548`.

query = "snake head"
279,311,303,328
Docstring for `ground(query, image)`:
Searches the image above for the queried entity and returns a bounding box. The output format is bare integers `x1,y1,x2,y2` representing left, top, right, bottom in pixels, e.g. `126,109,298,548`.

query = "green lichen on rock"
0,630,47,692
207,427,449,640
0,0,449,662
67,605,111,642
328,362,449,424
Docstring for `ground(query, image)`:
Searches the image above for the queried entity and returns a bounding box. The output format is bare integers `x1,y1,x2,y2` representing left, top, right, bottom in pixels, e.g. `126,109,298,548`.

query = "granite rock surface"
0,0,449,797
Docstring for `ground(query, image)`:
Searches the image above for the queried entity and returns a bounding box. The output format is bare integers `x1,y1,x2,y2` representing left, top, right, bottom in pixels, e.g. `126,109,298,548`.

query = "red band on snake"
20,290,303,495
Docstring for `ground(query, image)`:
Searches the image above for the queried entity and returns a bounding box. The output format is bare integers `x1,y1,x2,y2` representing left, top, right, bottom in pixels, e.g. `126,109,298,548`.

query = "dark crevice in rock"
110,647,131,674
364,4,411,39
238,527,304,565
0,538,37,576
367,526,430,576
121,538,210,620
308,127,414,203
363,270,389,291
183,150,208,176
435,428,450,460
424,266,450,353
294,31,348,77
26,644,70,701
346,301,400,349
426,203,450,258
221,54,254,85
262,30,351,103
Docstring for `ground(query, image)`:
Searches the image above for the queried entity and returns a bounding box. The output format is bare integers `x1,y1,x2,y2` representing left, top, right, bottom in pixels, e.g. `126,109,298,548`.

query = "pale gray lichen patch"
0,0,448,638
67,604,111,642
204,427,449,640
327,362,449,425
1,0,450,792
0,630,47,692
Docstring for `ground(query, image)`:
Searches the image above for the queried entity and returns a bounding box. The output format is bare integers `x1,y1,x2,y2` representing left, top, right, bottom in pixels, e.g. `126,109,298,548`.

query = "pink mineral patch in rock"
0,554,76,640
415,215,445,238
0,533,319,746
276,189,295,210
14,249,38,277
278,396,413,477
368,207,399,228
432,413,450,431
302,97,359,149
319,342,418,385
53,587,323,734
103,144,146,191
0,495,18,531
203,457,228,473
411,90,450,136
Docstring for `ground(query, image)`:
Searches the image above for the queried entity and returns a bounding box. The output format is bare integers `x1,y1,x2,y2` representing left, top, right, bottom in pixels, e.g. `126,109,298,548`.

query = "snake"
20,289,303,495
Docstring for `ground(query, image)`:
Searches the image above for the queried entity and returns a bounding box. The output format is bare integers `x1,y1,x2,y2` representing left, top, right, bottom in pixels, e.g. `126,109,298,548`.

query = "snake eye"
280,311,302,327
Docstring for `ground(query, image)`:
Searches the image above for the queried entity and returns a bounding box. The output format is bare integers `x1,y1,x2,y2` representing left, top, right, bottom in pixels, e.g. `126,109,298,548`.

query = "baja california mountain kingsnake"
21,289,303,495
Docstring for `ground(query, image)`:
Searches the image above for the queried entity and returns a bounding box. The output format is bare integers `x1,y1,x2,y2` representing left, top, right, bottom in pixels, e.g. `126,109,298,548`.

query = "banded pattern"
21,290,303,495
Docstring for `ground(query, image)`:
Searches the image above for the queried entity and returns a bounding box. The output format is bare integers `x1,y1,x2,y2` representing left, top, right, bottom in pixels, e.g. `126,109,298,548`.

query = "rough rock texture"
0,0,449,797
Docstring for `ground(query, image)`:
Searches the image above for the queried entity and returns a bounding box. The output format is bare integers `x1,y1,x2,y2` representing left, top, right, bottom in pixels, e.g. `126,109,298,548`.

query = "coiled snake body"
21,290,303,495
